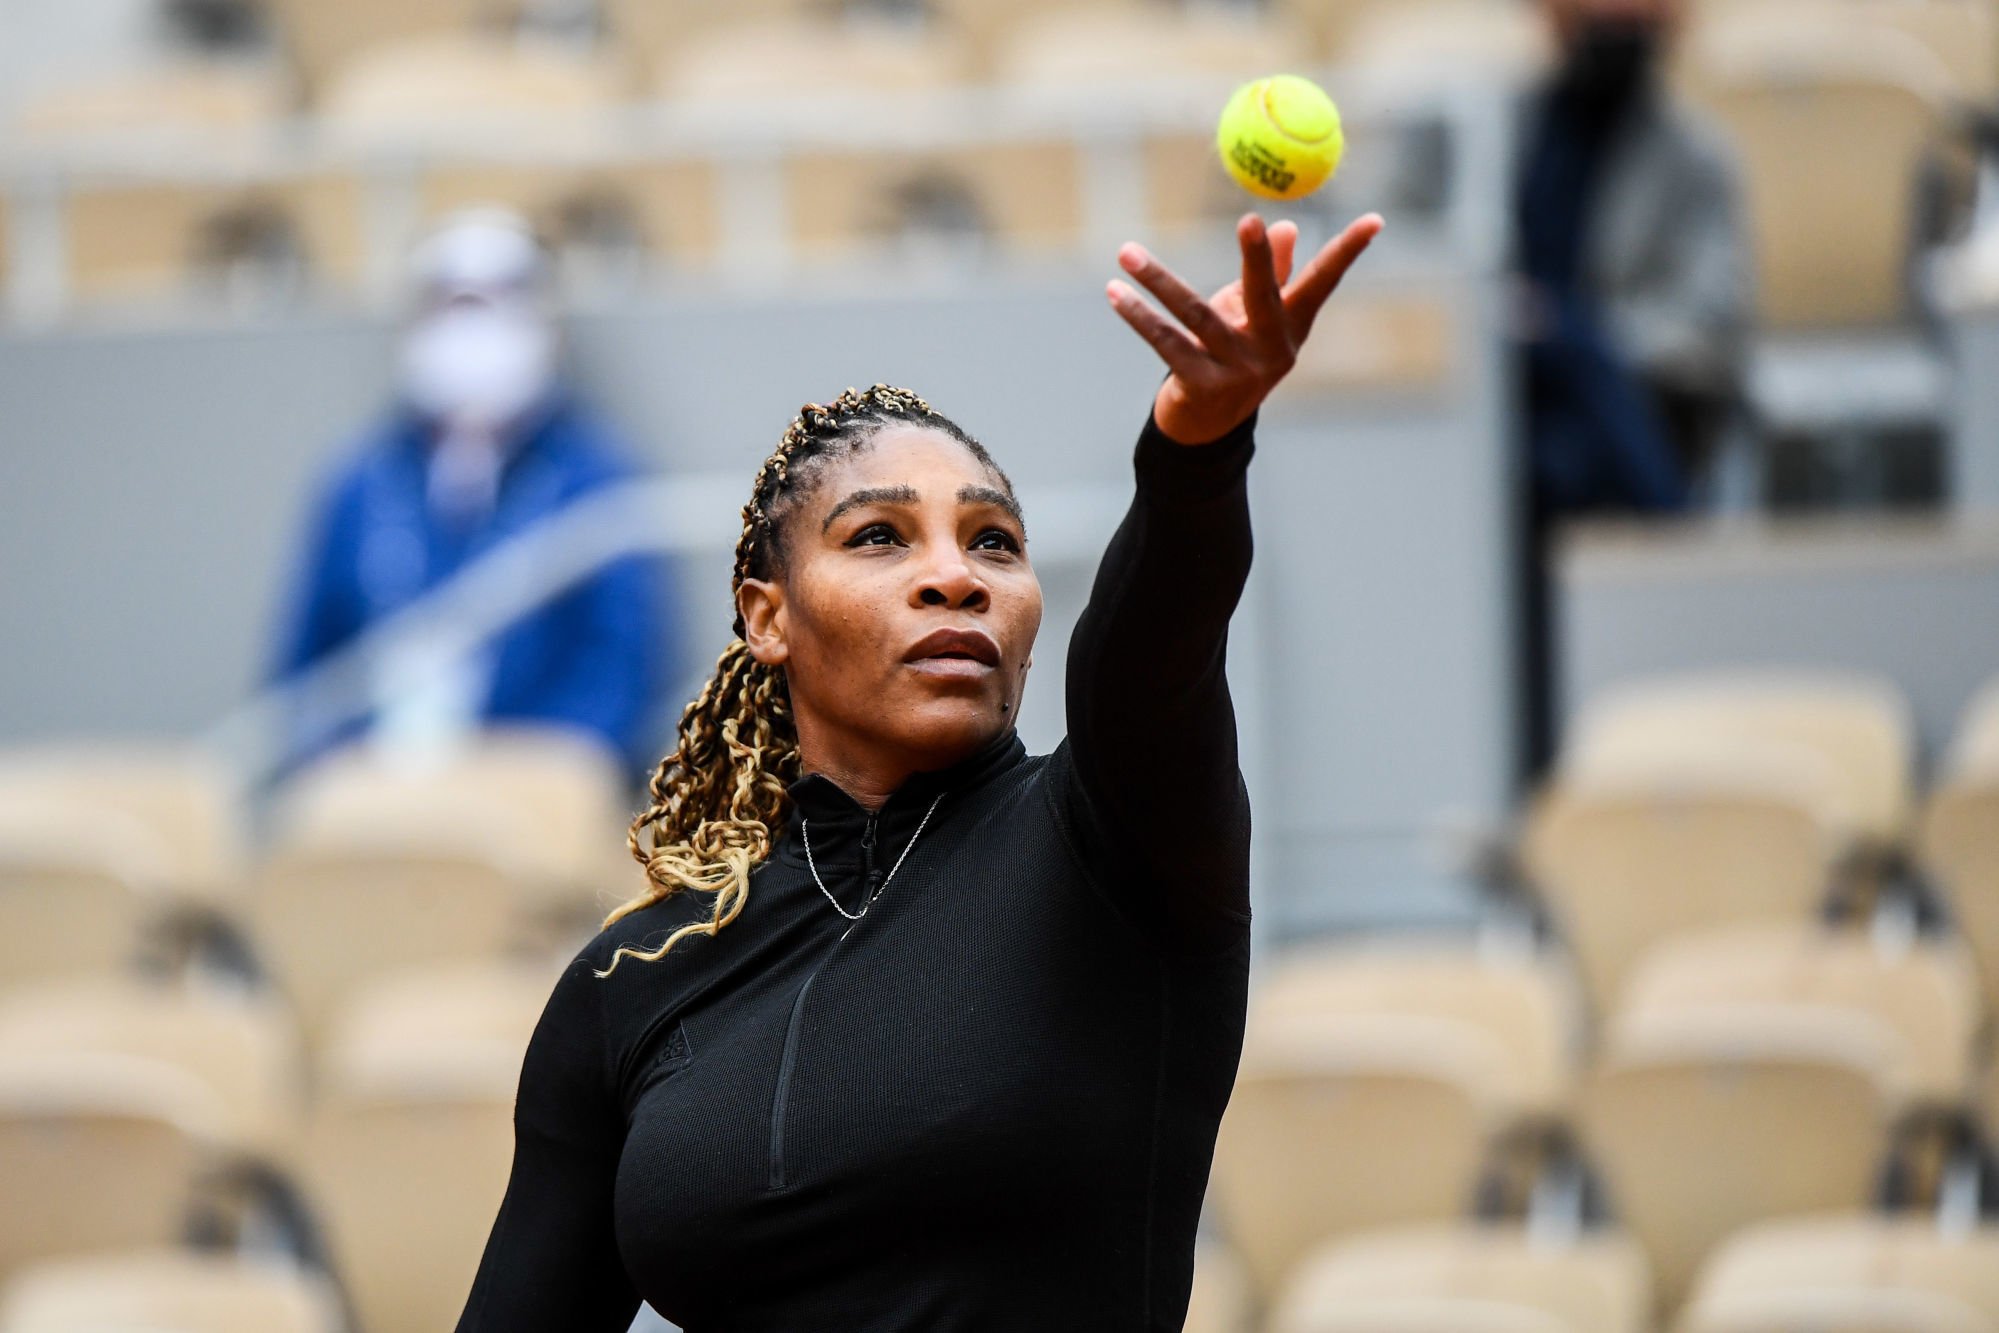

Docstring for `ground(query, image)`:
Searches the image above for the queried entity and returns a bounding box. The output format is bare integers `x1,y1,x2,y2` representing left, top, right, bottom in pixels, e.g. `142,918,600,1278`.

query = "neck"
791,720,1010,811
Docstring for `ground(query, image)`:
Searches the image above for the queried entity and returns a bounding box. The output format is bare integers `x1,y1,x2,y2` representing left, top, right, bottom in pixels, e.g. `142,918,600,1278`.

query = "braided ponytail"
597,385,1011,977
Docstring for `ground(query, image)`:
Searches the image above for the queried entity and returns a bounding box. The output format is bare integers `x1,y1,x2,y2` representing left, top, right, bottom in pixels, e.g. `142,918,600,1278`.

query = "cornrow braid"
598,385,1014,977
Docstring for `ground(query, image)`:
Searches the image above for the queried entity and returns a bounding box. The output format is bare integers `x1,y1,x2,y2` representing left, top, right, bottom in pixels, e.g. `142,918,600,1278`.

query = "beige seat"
1620,923,1981,1108
1685,0,1996,103
1188,1237,1254,1333
1579,1005,1899,1308
263,0,487,95
0,1249,341,1333
418,160,721,273
0,977,303,1163
0,743,247,907
1568,674,1915,851
0,1050,222,1284
1211,999,1510,1295
1252,944,1582,1123
995,5,1309,88
7,62,291,142
1272,1223,1652,1333
1686,10,1947,329
1523,761,1842,1015
276,728,635,920
247,837,522,1048
660,16,976,100
1341,0,1554,89
1676,1213,1999,1333
1920,680,1999,1011
302,963,549,1333
53,175,366,308
322,33,628,145
0,806,165,990
603,0,822,80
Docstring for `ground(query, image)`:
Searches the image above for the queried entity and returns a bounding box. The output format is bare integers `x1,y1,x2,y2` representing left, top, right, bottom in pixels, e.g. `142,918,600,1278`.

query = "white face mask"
399,302,557,431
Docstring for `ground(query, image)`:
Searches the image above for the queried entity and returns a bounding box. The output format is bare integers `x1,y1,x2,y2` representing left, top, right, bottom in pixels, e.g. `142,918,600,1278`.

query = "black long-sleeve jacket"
456,411,1257,1331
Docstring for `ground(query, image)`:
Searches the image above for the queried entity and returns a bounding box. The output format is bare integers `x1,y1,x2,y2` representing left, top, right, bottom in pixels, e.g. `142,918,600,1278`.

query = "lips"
903,627,1002,668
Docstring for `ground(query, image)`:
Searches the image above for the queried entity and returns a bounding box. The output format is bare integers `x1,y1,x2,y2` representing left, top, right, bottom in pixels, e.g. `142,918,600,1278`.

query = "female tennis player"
455,209,1382,1331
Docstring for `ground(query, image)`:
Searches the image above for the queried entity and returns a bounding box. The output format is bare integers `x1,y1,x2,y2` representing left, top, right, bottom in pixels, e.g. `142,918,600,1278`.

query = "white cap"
407,206,550,303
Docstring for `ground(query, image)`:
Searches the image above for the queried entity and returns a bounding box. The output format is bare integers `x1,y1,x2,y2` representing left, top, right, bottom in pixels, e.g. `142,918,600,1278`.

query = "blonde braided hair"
596,385,1010,977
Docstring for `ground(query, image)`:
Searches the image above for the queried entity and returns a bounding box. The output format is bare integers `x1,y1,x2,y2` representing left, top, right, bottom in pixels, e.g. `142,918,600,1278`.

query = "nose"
913,546,988,611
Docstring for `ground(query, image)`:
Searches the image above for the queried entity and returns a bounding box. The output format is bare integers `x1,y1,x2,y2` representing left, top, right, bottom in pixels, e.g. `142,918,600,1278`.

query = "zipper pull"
861,812,884,898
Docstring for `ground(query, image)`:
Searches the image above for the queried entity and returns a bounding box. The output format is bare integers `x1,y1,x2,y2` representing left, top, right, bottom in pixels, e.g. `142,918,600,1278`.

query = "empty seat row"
0,959,554,1333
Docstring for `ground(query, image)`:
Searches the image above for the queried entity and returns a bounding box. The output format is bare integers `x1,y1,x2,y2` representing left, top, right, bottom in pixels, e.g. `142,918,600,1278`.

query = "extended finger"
1107,280,1210,377
1283,213,1384,330
1238,214,1286,341
1270,219,1299,288
1117,243,1237,353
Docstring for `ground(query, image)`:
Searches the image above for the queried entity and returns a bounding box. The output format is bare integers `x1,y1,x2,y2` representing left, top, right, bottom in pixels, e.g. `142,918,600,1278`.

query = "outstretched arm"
1061,213,1381,946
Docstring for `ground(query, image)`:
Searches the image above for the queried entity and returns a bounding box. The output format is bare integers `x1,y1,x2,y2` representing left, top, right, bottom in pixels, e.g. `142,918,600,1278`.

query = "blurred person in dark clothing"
270,207,674,774
1512,0,1751,780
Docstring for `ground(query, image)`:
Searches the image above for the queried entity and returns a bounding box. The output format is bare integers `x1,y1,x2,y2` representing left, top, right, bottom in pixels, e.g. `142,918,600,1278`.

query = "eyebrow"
959,484,1025,530
822,485,919,533
819,483,1027,533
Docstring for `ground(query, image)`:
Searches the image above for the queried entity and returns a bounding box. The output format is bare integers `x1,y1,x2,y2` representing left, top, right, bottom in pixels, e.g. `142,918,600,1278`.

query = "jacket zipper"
768,810,880,1191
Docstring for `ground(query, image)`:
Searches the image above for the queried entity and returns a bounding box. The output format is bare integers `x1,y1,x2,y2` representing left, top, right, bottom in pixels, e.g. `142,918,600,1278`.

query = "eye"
972,528,1022,554
845,522,903,548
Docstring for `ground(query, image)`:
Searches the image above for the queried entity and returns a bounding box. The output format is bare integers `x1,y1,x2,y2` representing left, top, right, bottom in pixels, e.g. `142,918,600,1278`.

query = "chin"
892,697,1013,767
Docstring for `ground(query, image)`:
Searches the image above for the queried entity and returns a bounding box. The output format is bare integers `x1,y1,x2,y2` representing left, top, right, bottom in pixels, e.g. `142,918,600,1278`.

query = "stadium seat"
994,5,1308,88
1210,994,1511,1295
275,728,636,921
52,176,366,308
263,0,488,96
1250,943,1582,1123
1579,1003,1900,1307
0,743,246,907
246,838,522,1048
301,964,548,1333
1567,673,1915,852
603,0,824,82
0,807,165,991
1339,0,1554,90
1684,0,1997,104
0,1249,342,1333
1618,923,1981,1109
1523,760,1842,1015
321,33,629,143
1186,1237,1254,1333
418,161,721,275
0,1050,221,1284
1920,679,1999,1011
659,16,976,100
1686,8,1948,329
0,977,303,1164
1271,1223,1652,1333
6,62,291,141
1676,1213,1999,1333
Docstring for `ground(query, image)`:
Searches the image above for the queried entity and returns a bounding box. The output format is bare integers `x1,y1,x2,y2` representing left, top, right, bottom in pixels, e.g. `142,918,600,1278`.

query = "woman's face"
738,425,1043,777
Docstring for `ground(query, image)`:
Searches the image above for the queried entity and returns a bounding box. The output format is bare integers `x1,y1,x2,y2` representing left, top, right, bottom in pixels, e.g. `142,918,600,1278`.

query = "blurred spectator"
1511,0,1752,780
269,207,674,773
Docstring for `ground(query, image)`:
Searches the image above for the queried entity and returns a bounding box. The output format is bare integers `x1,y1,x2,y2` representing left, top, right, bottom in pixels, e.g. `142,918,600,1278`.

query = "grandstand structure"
5,1,1999,1331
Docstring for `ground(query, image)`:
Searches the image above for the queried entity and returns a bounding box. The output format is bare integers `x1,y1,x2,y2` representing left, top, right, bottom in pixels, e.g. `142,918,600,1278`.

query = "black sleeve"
1058,409,1256,945
455,954,642,1331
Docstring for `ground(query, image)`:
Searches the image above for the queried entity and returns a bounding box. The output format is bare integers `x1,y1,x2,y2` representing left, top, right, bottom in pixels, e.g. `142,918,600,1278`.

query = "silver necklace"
800,792,945,922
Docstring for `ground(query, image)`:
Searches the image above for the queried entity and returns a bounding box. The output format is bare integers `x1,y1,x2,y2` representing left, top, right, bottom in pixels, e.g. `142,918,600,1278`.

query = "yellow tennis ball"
1217,74,1344,202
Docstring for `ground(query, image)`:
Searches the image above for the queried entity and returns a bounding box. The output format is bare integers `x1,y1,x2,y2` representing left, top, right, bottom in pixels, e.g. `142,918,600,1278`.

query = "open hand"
1108,212,1384,445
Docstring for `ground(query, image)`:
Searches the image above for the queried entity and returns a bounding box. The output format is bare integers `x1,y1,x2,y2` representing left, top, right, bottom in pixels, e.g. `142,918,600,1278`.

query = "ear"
737,577,789,667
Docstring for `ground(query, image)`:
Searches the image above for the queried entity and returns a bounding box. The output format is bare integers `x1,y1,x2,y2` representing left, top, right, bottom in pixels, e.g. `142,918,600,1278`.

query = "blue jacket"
271,394,673,774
